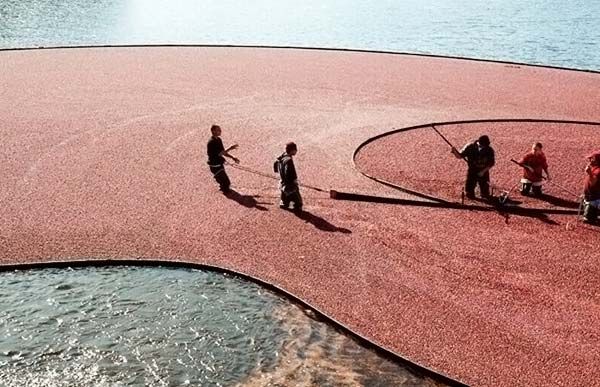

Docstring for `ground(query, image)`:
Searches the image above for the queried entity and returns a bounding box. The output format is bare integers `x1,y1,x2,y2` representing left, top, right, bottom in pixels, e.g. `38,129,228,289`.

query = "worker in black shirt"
452,135,495,200
274,142,303,211
207,124,239,193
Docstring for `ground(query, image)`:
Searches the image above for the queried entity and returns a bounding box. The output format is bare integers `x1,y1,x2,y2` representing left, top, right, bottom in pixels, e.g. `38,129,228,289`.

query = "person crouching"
275,142,303,212
583,150,600,224
519,142,550,196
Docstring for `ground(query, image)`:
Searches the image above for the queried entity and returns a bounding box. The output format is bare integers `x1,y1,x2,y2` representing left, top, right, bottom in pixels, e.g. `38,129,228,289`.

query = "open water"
0,0,599,70
0,266,439,386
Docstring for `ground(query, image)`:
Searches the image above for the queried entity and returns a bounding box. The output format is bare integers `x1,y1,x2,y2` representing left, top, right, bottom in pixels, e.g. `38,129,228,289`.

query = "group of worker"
451,135,600,224
206,124,600,224
206,124,303,212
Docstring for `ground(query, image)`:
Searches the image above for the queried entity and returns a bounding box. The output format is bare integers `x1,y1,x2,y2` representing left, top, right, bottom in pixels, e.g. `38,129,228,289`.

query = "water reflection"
0,266,443,386
0,0,598,70
0,0,125,46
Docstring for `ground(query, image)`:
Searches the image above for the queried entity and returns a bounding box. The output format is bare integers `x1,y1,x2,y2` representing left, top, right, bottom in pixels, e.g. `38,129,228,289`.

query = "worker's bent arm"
220,145,239,163
451,147,463,159
219,143,238,155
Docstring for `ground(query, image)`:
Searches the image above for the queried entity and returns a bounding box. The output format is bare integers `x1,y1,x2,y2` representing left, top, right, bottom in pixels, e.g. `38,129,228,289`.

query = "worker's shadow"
538,194,580,209
225,190,269,211
498,208,560,225
519,212,560,225
294,209,352,233
470,196,561,225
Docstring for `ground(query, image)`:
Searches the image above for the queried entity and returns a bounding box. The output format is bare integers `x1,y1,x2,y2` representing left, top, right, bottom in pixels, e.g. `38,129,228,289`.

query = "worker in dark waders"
275,142,303,212
582,150,600,224
452,135,495,200
519,142,551,196
207,124,239,193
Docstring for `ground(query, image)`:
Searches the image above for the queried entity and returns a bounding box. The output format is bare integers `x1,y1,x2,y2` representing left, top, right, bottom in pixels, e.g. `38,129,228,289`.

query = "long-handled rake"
431,124,458,151
510,158,580,198
547,180,581,199
433,125,474,202
498,181,521,204
227,162,332,194
510,159,588,228
566,195,586,230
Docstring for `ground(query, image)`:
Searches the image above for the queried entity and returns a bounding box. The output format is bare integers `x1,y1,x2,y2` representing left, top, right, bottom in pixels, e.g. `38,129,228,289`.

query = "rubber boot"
521,183,532,195
583,202,598,224
280,191,290,209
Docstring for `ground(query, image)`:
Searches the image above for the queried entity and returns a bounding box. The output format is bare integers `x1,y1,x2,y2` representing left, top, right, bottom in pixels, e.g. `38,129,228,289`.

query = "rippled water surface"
0,266,440,386
0,0,599,70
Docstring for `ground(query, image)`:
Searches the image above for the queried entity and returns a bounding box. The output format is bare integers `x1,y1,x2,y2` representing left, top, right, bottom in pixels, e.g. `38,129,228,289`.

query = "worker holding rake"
274,142,303,212
207,124,240,194
452,135,495,200
518,142,550,196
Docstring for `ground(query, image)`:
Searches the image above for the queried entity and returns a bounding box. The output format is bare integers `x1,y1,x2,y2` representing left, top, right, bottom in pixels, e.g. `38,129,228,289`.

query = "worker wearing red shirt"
519,142,550,196
583,150,600,224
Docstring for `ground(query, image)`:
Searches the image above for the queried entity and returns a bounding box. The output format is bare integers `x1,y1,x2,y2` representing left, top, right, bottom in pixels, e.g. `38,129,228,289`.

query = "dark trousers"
521,183,543,196
209,165,231,192
583,201,598,223
465,169,490,198
280,187,303,209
